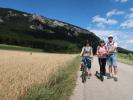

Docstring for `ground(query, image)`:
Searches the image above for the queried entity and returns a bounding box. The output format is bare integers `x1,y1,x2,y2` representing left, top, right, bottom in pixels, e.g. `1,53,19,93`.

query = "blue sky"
0,0,133,50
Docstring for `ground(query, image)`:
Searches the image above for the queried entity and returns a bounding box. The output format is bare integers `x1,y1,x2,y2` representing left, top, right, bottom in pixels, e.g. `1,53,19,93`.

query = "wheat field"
0,50,77,100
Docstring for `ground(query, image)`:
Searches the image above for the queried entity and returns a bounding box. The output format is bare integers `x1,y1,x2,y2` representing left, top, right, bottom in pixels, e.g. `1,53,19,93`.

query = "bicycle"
81,62,88,83
81,56,92,83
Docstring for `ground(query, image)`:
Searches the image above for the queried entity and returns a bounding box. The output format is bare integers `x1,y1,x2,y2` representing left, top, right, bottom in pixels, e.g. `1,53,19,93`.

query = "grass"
118,53,133,65
0,44,43,52
19,56,80,100
0,51,76,100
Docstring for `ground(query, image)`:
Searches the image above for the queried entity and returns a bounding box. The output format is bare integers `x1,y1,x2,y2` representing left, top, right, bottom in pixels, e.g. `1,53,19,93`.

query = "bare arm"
80,47,84,57
109,43,117,53
96,46,99,55
91,47,93,58
104,46,108,54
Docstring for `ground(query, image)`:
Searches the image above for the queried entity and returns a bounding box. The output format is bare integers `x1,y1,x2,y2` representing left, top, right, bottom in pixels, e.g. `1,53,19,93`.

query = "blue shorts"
107,53,117,67
81,56,91,69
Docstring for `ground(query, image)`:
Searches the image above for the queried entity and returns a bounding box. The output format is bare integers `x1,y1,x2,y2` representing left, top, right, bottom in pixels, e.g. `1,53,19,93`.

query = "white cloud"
107,19,118,24
122,8,133,28
96,23,106,28
88,29,133,50
127,39,133,44
115,0,129,3
106,9,125,17
106,10,116,17
126,13,133,19
92,15,118,27
89,29,119,46
90,29,118,38
120,0,128,3
92,16,106,23
129,8,133,11
116,11,125,15
121,19,133,28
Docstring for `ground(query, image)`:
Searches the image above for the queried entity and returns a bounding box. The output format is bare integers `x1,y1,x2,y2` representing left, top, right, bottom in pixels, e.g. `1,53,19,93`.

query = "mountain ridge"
0,7,132,54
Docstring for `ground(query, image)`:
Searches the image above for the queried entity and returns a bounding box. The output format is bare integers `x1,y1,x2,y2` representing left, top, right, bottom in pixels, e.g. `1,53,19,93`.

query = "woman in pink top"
96,40,107,81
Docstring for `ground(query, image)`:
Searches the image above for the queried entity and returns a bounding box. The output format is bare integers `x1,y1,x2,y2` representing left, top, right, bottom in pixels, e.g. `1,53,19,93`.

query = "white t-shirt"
106,42,117,53
82,46,92,57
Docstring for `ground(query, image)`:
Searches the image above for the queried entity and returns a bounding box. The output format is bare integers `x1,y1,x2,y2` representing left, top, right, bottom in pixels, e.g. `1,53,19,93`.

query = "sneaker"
88,75,90,79
95,71,100,79
114,77,118,81
107,74,113,79
114,75,118,81
103,76,107,80
100,75,104,82
95,71,98,76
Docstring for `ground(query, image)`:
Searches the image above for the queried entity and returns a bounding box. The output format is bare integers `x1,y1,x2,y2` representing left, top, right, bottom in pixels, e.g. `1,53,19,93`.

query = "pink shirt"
97,46,107,58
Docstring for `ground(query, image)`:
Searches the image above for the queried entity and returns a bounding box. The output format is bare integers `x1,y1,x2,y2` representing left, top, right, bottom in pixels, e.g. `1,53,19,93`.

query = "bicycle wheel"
82,66,86,83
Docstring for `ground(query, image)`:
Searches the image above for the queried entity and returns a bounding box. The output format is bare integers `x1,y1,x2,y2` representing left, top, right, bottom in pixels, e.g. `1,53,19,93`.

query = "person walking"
106,35,118,81
96,40,107,81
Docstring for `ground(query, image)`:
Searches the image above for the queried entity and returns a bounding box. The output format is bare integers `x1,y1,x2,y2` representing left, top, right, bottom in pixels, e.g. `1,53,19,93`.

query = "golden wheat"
0,50,77,100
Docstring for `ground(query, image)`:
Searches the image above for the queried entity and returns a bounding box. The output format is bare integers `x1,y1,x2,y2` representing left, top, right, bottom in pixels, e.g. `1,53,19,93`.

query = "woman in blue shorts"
80,40,93,78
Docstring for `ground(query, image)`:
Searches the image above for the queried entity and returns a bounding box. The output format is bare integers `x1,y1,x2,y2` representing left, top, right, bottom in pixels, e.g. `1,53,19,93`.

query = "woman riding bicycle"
80,40,93,78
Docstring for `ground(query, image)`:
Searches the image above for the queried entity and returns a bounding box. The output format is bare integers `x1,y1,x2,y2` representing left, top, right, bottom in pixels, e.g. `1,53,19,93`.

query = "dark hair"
84,40,92,46
99,40,105,46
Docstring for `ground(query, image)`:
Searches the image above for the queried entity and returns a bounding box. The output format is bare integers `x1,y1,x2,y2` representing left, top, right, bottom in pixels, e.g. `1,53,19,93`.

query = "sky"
0,0,133,50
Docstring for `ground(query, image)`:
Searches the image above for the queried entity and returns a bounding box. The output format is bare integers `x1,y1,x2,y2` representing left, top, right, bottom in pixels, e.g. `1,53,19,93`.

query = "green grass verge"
0,44,43,52
118,53,133,65
118,58,133,65
19,56,80,100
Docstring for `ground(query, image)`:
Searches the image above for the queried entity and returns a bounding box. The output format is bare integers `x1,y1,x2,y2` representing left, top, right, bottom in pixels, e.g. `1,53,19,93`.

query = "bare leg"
87,68,92,78
114,67,118,81
114,67,118,76
80,62,84,70
87,68,90,74
109,65,113,76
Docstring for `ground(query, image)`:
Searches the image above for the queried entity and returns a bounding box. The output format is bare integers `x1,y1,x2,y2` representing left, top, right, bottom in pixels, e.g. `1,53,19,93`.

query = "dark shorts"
82,56,91,69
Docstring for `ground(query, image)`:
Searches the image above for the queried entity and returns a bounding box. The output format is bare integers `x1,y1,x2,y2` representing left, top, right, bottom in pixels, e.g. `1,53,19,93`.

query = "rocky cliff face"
0,7,100,53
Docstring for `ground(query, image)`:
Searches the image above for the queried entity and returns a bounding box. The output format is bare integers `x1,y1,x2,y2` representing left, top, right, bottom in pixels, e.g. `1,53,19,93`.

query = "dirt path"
70,57,133,100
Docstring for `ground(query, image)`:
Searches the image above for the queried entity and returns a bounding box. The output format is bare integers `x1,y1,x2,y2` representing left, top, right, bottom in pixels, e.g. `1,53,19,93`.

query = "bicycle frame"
81,56,92,83
81,63,87,83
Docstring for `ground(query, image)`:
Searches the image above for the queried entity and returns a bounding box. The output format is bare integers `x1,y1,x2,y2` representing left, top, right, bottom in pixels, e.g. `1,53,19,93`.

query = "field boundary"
118,58,133,65
0,44,43,52
19,56,80,100
118,53,133,65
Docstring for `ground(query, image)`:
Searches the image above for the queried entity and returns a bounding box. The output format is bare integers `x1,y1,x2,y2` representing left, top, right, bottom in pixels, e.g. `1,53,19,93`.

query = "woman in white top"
80,40,93,77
